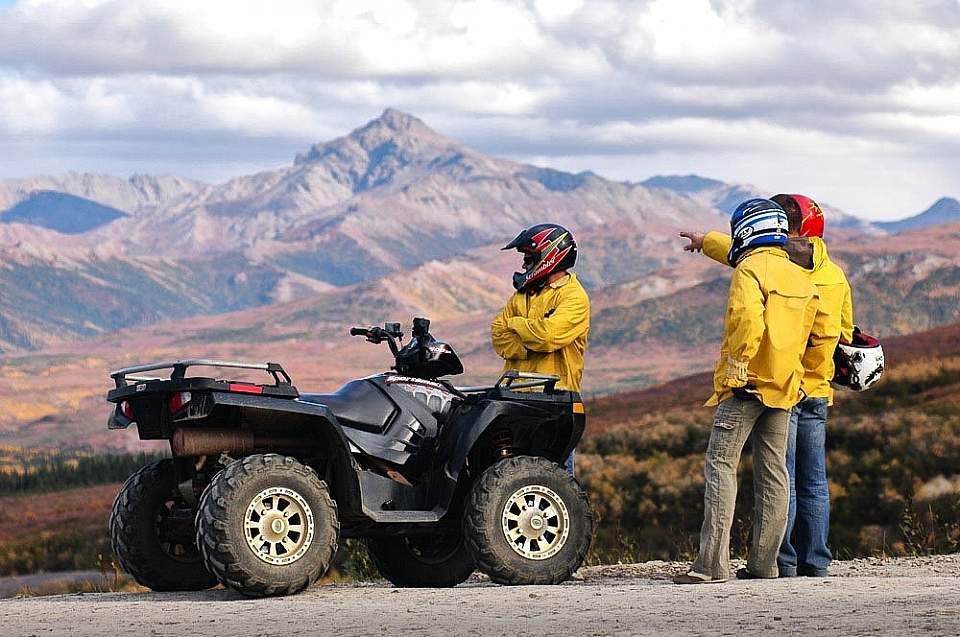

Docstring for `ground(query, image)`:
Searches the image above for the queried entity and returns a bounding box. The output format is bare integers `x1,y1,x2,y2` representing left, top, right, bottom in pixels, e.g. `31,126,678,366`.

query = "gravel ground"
575,553,960,581
3,555,958,637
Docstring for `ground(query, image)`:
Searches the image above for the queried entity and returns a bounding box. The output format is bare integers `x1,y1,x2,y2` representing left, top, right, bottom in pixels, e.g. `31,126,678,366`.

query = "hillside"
0,109,955,360
0,172,208,217
588,320,960,428
1,323,956,582
0,109,958,450
878,197,960,234
580,321,960,561
2,219,960,450
13,110,956,355
0,109,728,351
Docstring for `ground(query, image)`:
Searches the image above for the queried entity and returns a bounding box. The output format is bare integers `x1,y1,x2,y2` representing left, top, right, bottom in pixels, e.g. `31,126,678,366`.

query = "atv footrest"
368,510,441,523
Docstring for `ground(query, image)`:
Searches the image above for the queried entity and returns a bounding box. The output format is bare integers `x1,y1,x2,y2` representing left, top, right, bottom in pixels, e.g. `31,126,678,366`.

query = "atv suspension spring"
492,426,514,459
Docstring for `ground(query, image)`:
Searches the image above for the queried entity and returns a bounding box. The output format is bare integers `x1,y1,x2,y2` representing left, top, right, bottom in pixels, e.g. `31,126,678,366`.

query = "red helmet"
789,194,825,238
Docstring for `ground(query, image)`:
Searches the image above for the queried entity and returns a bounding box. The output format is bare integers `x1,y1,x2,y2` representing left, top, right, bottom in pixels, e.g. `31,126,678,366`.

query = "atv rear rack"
110,359,292,389
456,370,561,394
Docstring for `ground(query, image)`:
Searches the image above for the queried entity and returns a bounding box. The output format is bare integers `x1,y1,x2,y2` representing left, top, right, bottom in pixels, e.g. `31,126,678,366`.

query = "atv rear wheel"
367,532,475,587
464,455,593,585
110,460,217,592
195,454,339,597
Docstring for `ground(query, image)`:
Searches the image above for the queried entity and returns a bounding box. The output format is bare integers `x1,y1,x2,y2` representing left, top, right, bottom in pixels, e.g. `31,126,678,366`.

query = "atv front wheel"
110,460,217,591
464,456,593,585
195,454,339,597
367,532,475,587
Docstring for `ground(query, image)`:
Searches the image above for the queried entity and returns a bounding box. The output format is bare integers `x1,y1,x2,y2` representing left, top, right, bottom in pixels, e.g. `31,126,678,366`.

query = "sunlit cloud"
0,0,957,218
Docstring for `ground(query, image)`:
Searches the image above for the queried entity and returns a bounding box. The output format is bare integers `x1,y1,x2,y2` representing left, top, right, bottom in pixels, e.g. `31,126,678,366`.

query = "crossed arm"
491,291,590,359
507,292,589,353
491,295,529,361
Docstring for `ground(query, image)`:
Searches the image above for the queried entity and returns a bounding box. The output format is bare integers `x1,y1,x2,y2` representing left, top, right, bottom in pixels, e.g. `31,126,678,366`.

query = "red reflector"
169,391,192,413
229,383,263,395
121,401,134,419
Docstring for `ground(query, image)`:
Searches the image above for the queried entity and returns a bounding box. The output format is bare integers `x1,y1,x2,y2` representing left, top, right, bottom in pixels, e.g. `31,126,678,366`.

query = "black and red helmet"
502,223,578,292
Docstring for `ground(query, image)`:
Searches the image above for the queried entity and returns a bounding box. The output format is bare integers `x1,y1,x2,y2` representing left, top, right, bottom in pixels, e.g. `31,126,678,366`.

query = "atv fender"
209,392,362,514
432,397,579,515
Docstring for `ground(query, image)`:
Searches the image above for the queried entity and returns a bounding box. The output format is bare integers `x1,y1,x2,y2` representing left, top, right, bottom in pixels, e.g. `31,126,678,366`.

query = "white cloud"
0,0,607,77
0,74,64,134
533,0,583,25
632,0,786,73
0,0,957,218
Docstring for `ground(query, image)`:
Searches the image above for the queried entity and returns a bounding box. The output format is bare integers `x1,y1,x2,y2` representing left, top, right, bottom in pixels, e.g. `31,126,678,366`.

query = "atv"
106,317,592,597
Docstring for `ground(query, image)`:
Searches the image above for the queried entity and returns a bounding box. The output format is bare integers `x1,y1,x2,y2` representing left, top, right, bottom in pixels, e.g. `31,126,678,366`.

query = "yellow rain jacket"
706,246,824,410
703,232,854,403
491,273,590,392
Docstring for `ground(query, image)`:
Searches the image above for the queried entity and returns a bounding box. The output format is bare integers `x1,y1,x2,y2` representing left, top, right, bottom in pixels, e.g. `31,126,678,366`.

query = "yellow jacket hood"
808,237,848,286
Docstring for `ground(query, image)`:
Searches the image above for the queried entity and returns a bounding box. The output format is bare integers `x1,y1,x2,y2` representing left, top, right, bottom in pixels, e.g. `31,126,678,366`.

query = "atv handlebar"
350,325,400,356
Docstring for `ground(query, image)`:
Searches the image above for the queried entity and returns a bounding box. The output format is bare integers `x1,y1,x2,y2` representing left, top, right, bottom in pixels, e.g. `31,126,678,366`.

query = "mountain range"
875,197,960,234
0,109,722,351
0,109,958,450
2,109,957,354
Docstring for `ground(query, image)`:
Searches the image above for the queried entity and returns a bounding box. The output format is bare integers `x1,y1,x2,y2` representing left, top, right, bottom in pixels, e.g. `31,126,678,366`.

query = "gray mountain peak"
294,108,450,166
878,196,960,234
291,108,471,193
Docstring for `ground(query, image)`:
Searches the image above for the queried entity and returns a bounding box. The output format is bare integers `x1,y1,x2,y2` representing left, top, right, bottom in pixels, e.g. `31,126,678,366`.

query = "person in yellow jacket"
674,198,829,584
680,193,853,577
491,223,589,475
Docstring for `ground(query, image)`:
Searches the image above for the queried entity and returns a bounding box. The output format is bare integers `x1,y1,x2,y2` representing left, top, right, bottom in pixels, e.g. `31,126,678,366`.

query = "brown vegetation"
579,322,960,563
0,484,117,575
2,323,958,578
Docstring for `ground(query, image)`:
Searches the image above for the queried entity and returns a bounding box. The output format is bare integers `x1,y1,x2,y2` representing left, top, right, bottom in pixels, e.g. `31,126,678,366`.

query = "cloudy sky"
1,0,958,220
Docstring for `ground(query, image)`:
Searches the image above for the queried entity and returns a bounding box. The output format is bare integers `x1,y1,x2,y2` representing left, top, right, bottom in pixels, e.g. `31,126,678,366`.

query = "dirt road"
4,556,959,636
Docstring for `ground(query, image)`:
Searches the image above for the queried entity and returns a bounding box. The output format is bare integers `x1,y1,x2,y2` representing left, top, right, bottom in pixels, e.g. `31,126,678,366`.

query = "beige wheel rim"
244,487,315,565
501,484,570,560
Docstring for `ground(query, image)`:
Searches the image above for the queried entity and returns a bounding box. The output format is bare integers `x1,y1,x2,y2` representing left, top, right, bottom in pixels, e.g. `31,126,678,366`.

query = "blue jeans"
564,450,575,476
778,397,832,576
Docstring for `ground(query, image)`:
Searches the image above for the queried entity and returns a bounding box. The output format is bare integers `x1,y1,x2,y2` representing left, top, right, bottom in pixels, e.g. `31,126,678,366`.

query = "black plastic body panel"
107,377,298,403
300,379,396,434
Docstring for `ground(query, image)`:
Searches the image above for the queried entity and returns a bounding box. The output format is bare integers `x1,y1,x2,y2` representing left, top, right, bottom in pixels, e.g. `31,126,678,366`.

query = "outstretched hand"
679,231,705,252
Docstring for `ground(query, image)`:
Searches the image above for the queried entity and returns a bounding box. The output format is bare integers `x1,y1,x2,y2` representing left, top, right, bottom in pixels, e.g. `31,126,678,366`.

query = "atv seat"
298,380,397,434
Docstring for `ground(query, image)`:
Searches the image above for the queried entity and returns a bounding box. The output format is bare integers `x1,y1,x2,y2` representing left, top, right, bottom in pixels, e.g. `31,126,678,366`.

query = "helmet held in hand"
833,327,884,391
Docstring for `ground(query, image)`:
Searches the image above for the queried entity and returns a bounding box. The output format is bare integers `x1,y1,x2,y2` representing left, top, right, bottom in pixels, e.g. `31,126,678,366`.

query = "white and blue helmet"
727,198,789,265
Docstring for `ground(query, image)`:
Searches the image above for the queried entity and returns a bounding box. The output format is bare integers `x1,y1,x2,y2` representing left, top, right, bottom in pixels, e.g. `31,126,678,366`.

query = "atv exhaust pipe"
170,428,305,457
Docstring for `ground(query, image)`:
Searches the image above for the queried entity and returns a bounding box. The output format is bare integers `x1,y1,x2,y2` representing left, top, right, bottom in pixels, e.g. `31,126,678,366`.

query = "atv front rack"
456,370,560,394
110,359,292,389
